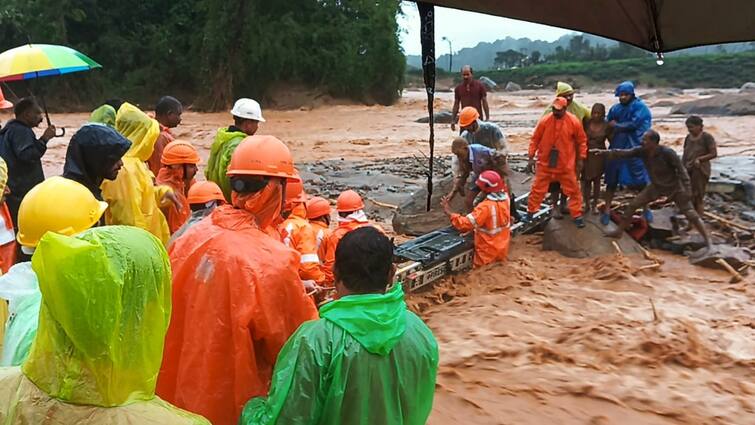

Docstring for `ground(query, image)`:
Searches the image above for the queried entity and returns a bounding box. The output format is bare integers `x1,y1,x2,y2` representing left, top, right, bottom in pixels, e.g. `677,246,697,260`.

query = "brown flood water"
19,87,755,423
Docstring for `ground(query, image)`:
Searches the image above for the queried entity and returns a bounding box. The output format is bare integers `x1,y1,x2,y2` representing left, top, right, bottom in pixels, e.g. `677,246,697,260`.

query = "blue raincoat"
605,81,651,188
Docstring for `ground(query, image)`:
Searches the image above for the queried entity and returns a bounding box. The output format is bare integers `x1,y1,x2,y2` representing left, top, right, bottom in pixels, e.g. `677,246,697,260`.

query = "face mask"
232,179,283,230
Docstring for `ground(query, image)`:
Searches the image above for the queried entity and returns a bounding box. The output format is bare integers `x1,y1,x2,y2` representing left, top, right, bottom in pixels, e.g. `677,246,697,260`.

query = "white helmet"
230,98,265,122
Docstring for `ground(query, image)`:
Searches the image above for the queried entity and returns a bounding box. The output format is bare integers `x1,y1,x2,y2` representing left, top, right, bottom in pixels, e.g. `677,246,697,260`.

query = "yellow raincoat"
0,226,209,424
542,82,591,122
101,103,171,245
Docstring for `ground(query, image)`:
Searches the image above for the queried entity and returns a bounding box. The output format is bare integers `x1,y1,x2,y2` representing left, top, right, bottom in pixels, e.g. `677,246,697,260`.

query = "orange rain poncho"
527,111,587,218
157,200,319,425
279,203,327,284
451,192,511,267
311,220,331,263
101,103,171,244
155,142,200,234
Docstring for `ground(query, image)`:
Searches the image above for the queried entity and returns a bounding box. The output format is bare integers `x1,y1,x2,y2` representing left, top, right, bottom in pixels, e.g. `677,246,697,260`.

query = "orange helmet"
187,181,225,205
476,170,505,193
458,106,480,128
0,87,12,110
336,190,364,212
161,141,200,165
285,173,307,203
306,196,331,219
226,135,296,179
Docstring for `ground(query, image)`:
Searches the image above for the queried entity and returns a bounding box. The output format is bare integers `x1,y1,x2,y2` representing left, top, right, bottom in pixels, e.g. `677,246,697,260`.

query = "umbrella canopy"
418,0,755,53
0,44,101,82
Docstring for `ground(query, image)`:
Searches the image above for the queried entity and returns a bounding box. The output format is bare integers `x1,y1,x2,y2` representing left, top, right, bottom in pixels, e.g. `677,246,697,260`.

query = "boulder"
699,90,724,96
651,100,676,107
415,110,455,124
542,213,644,258
709,157,755,205
504,81,522,92
688,244,751,269
739,82,755,93
479,76,497,91
392,175,462,236
670,94,755,116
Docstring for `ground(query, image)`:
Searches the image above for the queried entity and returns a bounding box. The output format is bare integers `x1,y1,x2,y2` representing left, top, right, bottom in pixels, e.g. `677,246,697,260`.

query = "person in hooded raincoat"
604,81,651,221
0,177,108,367
157,135,319,425
168,180,225,246
279,175,327,286
0,226,210,424
206,98,265,201
241,226,439,425
320,190,381,285
155,141,200,234
442,170,511,267
101,102,176,245
88,104,117,128
62,123,131,202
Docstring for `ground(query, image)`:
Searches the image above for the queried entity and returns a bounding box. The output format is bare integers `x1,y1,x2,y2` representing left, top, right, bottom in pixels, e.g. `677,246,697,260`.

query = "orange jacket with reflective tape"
279,204,327,284
310,220,331,263
157,205,319,425
320,220,373,285
528,112,587,174
451,192,511,267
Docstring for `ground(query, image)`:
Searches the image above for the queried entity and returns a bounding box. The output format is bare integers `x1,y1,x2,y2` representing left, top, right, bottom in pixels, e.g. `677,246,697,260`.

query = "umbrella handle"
55,127,66,137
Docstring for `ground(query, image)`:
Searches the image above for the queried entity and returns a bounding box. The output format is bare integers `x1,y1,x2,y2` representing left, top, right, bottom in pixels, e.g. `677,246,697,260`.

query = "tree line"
0,0,405,110
494,35,652,69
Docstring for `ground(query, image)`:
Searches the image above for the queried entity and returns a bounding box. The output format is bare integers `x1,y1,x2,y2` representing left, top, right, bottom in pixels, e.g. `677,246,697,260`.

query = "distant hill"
406,33,755,71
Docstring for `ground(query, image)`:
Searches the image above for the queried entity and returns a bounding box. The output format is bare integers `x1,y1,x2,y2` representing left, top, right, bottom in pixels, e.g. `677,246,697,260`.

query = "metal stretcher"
393,192,552,292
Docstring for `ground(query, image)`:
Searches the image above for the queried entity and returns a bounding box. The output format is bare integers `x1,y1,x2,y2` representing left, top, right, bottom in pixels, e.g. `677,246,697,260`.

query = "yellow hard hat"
17,177,109,247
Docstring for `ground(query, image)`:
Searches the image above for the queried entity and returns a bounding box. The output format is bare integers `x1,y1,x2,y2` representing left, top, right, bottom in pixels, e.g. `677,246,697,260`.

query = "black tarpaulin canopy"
413,1,755,211
419,0,755,53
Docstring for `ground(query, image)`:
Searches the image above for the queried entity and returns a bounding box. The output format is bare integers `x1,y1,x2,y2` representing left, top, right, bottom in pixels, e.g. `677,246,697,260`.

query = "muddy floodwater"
26,87,755,423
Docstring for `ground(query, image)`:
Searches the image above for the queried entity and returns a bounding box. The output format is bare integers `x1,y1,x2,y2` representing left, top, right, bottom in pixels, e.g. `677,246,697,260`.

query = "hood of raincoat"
22,226,172,407
614,81,636,97
63,124,132,200
205,127,248,201
89,105,117,128
231,179,284,231
116,103,160,162
556,82,574,96
320,284,407,356
0,156,7,194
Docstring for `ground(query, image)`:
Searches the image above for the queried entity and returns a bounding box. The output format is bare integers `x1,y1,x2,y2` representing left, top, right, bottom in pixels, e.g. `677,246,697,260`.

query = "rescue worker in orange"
0,158,15,273
442,170,511,267
306,196,332,262
525,97,588,228
155,141,200,234
279,175,327,286
157,135,319,425
321,190,376,285
169,181,225,245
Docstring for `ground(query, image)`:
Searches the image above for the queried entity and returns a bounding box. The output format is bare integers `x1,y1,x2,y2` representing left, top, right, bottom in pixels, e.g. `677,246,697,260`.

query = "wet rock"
392,176,463,236
479,76,497,91
542,213,644,258
709,157,755,205
688,245,751,269
415,110,454,124
651,100,676,107
699,90,724,96
670,94,755,116
740,211,755,222
505,82,522,92
739,82,755,93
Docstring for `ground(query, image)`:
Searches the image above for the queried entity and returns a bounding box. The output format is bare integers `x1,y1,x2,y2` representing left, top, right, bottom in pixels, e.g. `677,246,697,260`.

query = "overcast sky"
399,1,572,56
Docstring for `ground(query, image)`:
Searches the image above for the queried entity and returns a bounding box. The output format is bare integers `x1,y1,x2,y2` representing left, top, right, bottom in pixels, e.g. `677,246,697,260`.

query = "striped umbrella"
0,44,102,135
0,44,101,82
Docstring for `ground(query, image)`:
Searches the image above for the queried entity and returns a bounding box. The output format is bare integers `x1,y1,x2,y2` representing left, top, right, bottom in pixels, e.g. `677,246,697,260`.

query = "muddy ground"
26,87,755,423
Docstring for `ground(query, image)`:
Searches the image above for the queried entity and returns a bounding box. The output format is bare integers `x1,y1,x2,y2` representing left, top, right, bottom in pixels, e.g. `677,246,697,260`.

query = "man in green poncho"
205,98,264,201
241,226,439,425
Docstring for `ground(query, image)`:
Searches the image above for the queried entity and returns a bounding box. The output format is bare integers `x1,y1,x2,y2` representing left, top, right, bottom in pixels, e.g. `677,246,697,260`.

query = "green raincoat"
0,226,209,424
241,284,439,425
205,127,248,201
542,81,591,122
89,104,117,128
